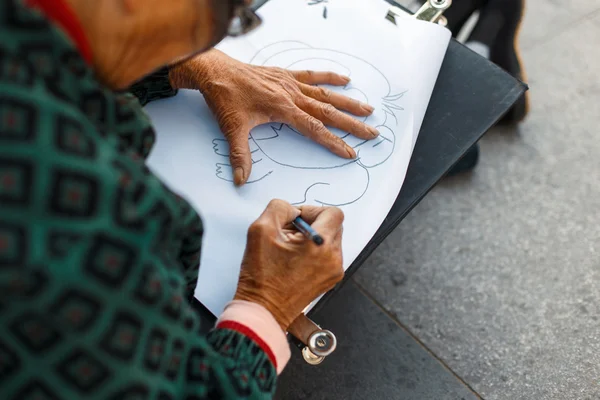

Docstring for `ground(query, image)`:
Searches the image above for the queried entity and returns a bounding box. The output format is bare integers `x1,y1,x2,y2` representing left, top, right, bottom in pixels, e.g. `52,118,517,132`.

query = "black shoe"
444,0,486,37
447,143,480,177
468,0,529,123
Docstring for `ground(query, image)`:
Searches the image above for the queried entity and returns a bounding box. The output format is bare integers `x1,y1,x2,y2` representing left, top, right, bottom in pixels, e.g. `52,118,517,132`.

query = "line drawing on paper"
213,41,407,206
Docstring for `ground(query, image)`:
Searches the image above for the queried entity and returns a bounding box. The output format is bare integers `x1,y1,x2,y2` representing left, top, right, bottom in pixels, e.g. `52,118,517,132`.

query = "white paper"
145,0,451,316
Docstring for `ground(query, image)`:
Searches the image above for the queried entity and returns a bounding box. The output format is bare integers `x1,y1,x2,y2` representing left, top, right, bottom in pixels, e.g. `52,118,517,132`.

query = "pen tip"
314,235,324,246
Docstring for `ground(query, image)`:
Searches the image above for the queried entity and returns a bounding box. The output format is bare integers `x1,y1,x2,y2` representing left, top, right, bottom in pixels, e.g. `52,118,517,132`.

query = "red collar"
25,0,93,65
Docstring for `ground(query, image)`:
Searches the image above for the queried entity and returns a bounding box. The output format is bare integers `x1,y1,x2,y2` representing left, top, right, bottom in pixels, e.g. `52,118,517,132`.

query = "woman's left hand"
169,50,379,186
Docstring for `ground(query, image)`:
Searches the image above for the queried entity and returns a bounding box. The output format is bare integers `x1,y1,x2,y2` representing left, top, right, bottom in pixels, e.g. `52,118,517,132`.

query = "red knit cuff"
216,320,278,370
216,300,291,374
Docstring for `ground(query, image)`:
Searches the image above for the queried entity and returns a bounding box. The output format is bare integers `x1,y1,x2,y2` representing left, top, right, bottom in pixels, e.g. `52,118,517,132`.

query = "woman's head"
65,0,246,89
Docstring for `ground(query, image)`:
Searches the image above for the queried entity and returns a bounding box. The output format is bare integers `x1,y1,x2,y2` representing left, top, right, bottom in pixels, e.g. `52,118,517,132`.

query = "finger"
287,111,356,159
290,70,351,86
299,97,378,140
299,84,374,116
220,117,253,186
298,206,344,240
333,226,343,248
297,205,335,224
259,199,302,229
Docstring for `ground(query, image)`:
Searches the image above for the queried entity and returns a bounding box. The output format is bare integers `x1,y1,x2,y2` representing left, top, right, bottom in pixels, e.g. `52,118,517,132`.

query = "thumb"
220,117,253,186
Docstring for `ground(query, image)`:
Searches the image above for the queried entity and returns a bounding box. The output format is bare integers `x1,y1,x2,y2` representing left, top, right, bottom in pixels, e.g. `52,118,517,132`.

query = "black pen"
292,216,324,246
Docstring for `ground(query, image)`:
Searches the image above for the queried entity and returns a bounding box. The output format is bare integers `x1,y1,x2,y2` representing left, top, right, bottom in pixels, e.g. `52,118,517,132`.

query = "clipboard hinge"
288,314,337,365
387,0,452,26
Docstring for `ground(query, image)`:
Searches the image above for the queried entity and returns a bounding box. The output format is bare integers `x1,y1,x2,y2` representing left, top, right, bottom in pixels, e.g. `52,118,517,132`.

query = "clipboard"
288,0,453,366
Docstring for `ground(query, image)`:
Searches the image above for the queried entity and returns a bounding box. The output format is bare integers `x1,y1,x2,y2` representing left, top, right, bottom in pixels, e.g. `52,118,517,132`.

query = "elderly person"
0,0,380,398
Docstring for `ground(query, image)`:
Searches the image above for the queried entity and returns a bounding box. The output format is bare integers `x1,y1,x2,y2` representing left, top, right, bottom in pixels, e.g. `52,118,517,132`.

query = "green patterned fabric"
0,0,276,398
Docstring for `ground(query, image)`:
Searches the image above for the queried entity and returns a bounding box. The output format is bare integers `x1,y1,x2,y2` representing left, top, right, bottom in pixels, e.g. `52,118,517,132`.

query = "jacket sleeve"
0,259,286,399
0,75,290,400
128,66,179,106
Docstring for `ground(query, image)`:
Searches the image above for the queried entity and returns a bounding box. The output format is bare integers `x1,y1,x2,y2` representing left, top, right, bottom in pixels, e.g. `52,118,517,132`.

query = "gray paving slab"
519,0,600,50
356,2,600,399
275,281,481,400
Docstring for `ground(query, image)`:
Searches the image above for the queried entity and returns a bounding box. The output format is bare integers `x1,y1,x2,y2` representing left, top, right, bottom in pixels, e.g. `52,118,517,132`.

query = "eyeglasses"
227,0,263,37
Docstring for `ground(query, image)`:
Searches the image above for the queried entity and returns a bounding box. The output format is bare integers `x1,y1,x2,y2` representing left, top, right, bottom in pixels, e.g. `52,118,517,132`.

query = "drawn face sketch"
248,41,404,170
213,42,406,206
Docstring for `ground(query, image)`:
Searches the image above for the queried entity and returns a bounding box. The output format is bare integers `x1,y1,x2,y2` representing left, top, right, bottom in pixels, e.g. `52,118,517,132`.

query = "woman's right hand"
234,200,345,331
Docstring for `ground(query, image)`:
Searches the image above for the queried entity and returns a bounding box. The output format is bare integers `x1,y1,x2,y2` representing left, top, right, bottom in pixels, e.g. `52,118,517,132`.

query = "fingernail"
234,167,246,186
362,104,375,113
342,76,351,84
369,126,379,137
346,145,356,158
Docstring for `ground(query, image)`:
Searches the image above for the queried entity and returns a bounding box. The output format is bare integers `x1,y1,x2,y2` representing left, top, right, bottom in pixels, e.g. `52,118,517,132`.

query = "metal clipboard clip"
289,1,452,366
386,0,452,26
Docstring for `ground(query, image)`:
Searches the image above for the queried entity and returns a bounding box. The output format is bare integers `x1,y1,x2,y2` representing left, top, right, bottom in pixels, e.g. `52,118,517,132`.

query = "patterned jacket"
0,0,286,398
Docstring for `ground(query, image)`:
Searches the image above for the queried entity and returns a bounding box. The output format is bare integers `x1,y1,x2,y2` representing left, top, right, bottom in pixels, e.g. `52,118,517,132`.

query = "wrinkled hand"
234,200,344,331
169,49,378,186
